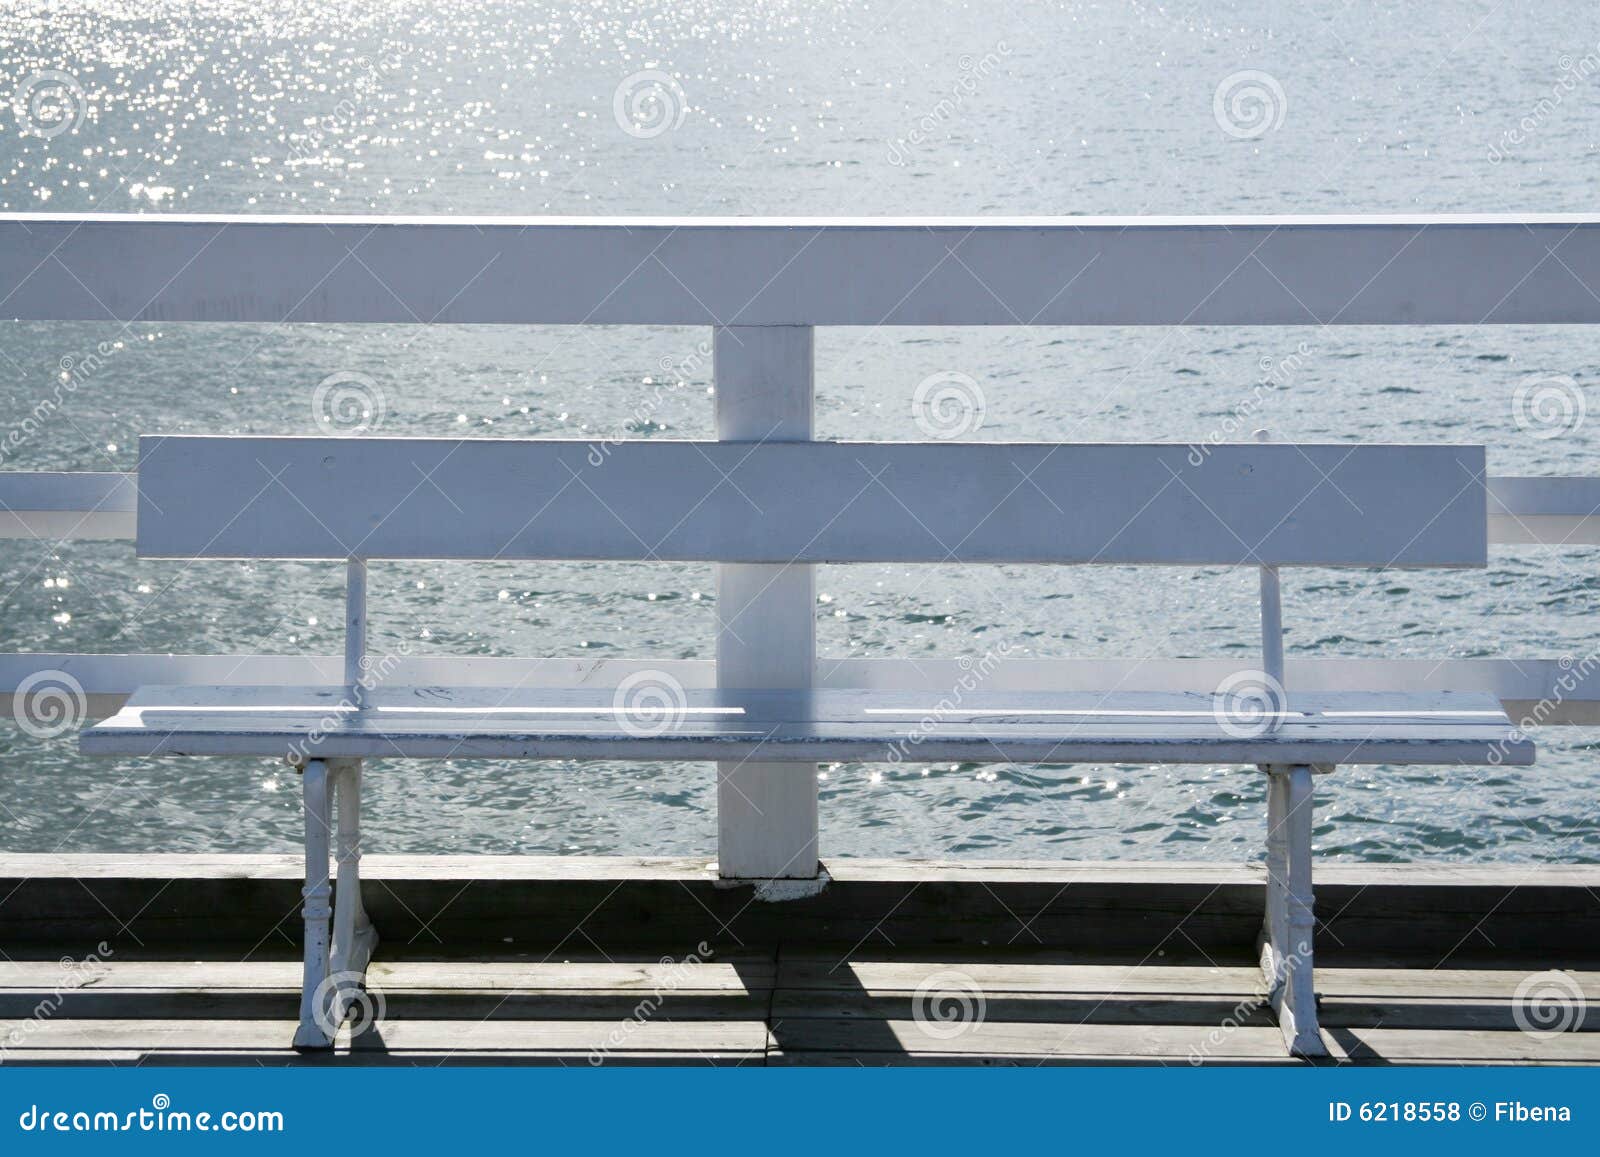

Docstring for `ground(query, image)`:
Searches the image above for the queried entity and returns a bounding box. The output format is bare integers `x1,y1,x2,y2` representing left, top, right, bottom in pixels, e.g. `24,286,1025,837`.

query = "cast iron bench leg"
329,758,379,1031
1260,762,1327,1058
293,758,335,1050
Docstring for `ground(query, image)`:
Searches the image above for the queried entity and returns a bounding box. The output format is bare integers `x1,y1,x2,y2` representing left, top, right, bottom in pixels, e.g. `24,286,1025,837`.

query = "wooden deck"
2,952,1598,1065
2,855,1596,1065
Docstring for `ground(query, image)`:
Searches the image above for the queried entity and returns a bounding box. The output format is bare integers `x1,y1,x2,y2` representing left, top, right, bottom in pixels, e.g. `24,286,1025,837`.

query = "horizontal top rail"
4,215,1600,326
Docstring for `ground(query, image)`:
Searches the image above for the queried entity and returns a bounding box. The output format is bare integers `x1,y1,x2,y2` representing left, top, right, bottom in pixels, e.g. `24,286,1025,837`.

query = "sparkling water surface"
1,1,1599,862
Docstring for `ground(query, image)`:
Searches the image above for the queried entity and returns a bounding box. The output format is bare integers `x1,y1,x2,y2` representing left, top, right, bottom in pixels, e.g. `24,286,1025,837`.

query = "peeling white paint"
712,867,832,901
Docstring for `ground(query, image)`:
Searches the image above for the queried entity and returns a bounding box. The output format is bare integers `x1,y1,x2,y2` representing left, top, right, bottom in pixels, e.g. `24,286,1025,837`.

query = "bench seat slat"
81,686,1531,767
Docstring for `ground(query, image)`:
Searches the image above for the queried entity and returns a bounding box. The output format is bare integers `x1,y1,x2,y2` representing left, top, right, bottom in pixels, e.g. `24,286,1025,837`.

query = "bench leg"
1259,763,1326,1058
329,759,379,1029
293,758,335,1050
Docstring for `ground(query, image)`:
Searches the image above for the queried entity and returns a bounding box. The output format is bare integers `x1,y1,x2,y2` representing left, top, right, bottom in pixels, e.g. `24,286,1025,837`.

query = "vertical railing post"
713,325,819,880
1253,430,1285,716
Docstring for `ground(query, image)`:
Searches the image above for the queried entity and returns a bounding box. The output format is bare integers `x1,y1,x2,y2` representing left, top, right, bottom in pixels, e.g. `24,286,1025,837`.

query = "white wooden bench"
81,434,1531,1056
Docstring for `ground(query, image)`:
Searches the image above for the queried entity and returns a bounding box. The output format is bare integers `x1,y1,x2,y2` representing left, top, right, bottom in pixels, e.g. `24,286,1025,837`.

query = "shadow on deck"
1,855,1596,1065
3,951,1598,1065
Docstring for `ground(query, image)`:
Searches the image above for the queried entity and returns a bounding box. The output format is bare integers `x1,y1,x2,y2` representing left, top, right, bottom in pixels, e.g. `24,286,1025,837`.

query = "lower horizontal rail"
0,654,1594,725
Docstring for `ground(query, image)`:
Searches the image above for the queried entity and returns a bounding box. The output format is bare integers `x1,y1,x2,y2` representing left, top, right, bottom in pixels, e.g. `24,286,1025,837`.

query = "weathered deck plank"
1,954,1593,1066
2,857,1594,1064
775,959,1600,999
0,1018,772,1064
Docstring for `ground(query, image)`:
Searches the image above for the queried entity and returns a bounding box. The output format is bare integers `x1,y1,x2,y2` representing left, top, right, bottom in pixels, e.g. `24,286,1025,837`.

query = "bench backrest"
134,436,1486,568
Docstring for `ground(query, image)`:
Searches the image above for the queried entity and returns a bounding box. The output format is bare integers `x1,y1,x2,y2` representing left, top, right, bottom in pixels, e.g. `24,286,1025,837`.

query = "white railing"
3,214,1599,877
